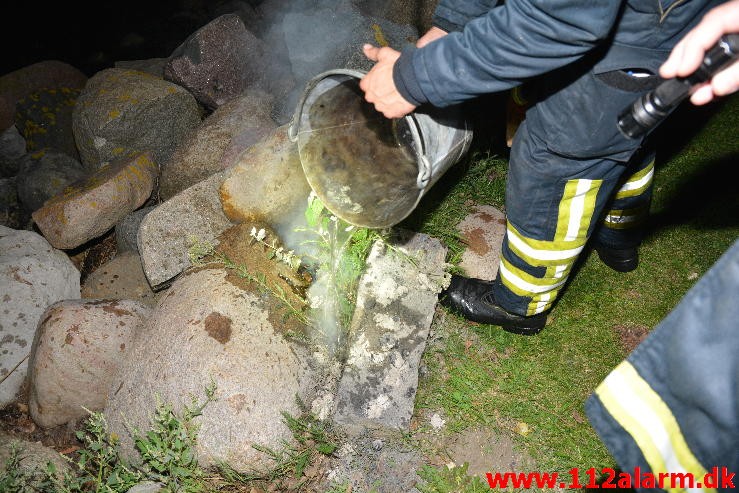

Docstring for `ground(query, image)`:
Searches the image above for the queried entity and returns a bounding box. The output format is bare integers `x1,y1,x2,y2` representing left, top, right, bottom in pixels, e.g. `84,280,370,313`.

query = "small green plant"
187,236,215,266
132,381,216,492
0,446,61,493
299,192,386,332
416,463,491,493
70,410,142,492
0,383,218,492
215,402,338,492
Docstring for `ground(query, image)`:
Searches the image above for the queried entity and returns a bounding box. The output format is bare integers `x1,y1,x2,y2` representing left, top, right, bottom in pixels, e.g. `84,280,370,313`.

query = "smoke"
224,0,418,123
273,191,358,356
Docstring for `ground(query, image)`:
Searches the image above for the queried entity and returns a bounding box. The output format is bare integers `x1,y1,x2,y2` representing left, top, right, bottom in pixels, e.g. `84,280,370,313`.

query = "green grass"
408,94,739,486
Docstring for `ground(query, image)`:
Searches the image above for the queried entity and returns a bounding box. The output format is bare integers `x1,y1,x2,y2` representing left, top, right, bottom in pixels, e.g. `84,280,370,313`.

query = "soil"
613,323,650,354
0,398,83,455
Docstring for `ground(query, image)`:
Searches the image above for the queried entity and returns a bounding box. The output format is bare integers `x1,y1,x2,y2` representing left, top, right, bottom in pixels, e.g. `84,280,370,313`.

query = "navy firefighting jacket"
393,0,724,162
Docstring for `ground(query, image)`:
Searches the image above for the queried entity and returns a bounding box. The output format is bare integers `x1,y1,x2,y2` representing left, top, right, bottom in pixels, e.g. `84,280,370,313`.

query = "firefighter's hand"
360,44,417,119
660,0,739,105
417,26,448,48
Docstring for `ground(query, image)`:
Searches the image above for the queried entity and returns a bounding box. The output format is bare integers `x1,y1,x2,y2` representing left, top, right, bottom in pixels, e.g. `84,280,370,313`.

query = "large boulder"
138,171,232,288
104,262,323,472
15,87,82,161
27,299,151,428
159,90,276,200
32,152,158,250
219,124,311,232
164,14,268,110
72,68,200,171
0,226,80,407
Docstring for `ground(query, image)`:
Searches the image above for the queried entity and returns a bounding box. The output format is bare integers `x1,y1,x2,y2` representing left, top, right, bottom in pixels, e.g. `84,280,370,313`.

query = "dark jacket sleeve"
432,0,502,32
394,0,624,107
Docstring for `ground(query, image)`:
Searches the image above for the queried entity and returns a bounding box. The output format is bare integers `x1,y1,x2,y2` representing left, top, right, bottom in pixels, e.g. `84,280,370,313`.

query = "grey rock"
15,87,82,161
81,251,159,307
159,90,276,200
0,226,80,407
0,431,71,484
333,231,447,430
115,206,155,254
218,124,311,233
0,60,87,131
0,125,26,178
138,171,232,288
15,149,87,213
104,266,322,472
72,68,201,171
28,299,151,428
164,14,266,110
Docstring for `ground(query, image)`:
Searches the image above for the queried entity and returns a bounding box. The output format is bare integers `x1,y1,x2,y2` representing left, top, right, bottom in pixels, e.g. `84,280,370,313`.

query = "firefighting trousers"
491,119,655,317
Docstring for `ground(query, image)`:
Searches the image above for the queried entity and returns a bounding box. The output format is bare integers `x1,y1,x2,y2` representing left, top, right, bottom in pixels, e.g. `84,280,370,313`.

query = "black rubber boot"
594,244,639,273
439,275,547,335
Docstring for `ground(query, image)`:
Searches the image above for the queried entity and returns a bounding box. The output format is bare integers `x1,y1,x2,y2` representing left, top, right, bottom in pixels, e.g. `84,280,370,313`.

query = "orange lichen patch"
112,147,125,156
108,109,121,120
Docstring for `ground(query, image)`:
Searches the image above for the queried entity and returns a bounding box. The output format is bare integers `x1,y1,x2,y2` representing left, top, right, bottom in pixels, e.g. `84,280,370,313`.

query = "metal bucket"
288,69,473,229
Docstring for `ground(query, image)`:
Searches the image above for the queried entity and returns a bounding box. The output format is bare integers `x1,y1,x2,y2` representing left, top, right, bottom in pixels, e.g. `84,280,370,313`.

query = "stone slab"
333,230,448,430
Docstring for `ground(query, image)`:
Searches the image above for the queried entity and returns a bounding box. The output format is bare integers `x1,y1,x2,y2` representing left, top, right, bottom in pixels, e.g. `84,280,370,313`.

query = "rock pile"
0,1,493,491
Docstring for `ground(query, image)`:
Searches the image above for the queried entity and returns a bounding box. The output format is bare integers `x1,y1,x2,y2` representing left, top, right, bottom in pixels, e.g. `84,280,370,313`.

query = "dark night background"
2,0,220,77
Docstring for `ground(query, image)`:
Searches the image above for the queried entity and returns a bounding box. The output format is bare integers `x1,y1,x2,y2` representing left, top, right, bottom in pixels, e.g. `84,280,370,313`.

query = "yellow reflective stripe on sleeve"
499,257,568,296
555,179,602,242
507,224,585,265
615,161,655,199
595,361,716,493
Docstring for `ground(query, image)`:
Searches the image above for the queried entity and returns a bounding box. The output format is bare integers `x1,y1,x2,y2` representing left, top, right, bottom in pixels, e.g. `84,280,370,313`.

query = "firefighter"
358,0,726,334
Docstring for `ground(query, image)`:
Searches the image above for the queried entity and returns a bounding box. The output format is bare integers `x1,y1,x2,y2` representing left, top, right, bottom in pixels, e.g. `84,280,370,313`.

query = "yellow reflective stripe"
604,205,650,229
616,161,655,199
527,289,558,315
499,257,568,297
511,86,528,106
595,361,715,493
555,179,602,242
507,225,585,265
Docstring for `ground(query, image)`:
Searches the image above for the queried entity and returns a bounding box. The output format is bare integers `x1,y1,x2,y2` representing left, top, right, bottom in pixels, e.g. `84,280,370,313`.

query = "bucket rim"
288,68,369,142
